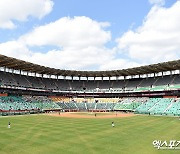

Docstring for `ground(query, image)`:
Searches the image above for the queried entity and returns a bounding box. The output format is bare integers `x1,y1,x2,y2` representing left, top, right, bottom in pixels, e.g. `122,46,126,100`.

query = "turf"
0,114,179,154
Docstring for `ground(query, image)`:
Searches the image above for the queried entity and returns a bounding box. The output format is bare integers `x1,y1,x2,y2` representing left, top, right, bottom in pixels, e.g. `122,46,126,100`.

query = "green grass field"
0,114,179,154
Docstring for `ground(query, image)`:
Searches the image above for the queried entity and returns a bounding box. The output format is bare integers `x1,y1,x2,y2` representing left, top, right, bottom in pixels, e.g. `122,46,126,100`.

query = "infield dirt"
48,112,136,118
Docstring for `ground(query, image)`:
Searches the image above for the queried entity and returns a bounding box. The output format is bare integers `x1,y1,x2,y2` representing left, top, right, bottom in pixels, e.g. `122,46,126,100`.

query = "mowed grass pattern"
0,114,179,154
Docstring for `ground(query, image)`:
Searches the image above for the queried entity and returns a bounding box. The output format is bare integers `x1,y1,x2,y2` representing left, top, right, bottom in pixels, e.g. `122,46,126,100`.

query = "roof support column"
116,76,118,81
124,76,126,81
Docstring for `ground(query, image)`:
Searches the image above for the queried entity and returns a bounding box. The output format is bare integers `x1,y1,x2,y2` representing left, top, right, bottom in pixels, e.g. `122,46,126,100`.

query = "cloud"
149,0,165,6
0,42,115,70
99,59,141,70
0,17,116,70
117,1,180,64
20,16,111,49
14,16,138,71
0,40,137,70
28,47,115,70
0,41,32,59
0,0,53,29
1,1,180,71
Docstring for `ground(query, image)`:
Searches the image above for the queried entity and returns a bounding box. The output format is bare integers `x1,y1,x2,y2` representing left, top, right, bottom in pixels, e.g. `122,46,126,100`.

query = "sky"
0,0,179,71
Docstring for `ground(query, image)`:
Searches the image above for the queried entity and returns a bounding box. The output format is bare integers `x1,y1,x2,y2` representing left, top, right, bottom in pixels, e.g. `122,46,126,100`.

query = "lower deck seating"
1,96,180,116
135,98,180,116
135,98,160,114
75,103,86,110
0,96,61,114
114,98,147,111
164,99,180,116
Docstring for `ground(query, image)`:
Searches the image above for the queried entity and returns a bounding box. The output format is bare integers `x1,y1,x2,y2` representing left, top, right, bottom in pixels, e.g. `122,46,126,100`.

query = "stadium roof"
0,54,179,77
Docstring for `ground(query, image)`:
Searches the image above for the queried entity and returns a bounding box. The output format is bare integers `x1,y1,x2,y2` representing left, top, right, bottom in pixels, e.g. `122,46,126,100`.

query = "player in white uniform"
8,122,11,128
112,121,115,127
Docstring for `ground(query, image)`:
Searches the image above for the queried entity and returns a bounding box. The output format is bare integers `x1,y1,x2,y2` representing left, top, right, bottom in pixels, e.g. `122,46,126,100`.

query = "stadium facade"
0,54,180,116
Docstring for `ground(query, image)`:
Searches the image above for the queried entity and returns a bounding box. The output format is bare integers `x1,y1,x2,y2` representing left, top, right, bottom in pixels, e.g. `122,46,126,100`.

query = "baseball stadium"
1,1,180,153
0,54,179,154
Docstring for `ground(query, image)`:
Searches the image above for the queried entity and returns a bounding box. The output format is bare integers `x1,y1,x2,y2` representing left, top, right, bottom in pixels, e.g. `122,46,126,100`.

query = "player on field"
8,122,11,128
112,121,115,127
